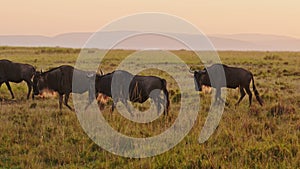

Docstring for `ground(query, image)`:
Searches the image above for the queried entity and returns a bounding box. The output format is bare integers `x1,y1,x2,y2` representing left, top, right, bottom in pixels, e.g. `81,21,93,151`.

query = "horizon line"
0,31,300,39
0,45,299,52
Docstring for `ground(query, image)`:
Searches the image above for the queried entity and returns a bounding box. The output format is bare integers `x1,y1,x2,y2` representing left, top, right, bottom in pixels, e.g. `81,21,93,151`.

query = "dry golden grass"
0,47,299,168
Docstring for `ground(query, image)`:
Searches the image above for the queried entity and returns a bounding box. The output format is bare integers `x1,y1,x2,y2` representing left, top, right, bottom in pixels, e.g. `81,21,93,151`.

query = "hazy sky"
1,0,299,38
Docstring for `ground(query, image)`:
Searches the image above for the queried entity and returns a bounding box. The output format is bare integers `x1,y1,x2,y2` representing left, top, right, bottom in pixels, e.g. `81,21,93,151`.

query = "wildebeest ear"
200,69,207,74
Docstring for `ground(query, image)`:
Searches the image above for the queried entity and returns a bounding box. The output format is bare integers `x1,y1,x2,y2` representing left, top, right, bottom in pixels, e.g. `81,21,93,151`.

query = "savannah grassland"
0,46,299,168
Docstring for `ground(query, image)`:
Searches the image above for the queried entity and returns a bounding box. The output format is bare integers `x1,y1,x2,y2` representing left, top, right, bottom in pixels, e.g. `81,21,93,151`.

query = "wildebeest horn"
189,68,194,73
99,69,104,75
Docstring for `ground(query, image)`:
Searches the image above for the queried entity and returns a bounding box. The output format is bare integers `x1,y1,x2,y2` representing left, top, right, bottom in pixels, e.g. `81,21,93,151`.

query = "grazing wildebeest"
88,70,170,115
33,65,93,110
191,64,263,106
0,59,35,99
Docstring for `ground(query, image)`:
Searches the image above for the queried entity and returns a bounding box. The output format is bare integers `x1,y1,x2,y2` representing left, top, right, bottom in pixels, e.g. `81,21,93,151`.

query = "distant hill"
210,33,300,51
0,32,300,51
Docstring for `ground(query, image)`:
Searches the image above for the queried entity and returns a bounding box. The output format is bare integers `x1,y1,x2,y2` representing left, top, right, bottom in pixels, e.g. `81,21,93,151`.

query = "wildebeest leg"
111,98,118,112
5,82,14,99
25,80,33,100
245,86,253,106
85,91,98,110
162,88,169,115
121,99,133,116
59,94,63,110
152,92,164,116
215,88,223,102
157,97,166,115
162,97,168,115
64,93,74,111
111,104,115,112
150,95,160,116
235,87,246,106
156,97,162,116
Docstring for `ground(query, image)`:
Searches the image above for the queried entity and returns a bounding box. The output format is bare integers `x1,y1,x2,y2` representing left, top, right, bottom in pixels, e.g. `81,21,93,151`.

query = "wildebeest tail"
251,74,263,106
161,79,170,114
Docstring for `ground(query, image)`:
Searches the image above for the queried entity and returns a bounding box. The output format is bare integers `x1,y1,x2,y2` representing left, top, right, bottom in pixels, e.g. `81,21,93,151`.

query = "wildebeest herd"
0,59,263,115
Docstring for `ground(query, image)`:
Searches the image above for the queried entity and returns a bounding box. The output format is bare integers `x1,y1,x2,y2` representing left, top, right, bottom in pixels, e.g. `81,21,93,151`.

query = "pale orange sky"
1,0,300,38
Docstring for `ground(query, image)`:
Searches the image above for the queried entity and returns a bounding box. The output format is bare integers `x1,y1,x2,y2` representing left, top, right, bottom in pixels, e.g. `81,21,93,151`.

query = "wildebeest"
33,65,93,110
88,70,170,115
0,59,35,99
191,64,263,106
